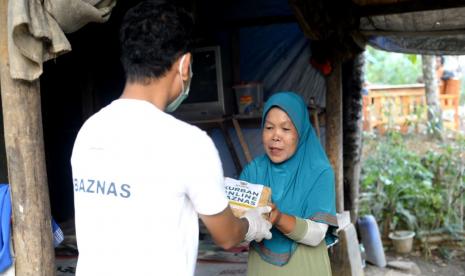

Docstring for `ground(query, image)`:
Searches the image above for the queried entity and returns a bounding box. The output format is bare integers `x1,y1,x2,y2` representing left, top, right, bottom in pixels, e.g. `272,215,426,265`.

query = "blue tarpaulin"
239,23,326,106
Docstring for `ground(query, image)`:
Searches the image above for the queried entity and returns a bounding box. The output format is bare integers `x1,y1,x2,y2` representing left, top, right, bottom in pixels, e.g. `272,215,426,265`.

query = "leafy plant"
360,131,465,242
360,132,436,237
421,134,465,230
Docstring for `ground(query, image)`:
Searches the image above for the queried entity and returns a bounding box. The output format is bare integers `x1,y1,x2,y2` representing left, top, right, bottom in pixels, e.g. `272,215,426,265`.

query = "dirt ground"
364,250,465,276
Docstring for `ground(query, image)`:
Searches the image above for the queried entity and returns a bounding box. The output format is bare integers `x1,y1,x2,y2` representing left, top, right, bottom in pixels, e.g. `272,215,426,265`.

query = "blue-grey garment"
240,92,337,266
0,184,11,272
0,184,63,273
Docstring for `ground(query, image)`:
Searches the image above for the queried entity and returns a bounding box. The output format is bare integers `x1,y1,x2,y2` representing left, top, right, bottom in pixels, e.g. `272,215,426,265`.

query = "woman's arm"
286,218,328,246
269,204,296,234
269,205,328,246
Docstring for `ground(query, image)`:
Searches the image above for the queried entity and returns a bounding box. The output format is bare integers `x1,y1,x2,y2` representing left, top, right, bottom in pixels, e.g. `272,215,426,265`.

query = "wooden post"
325,60,344,213
327,59,364,276
0,0,55,275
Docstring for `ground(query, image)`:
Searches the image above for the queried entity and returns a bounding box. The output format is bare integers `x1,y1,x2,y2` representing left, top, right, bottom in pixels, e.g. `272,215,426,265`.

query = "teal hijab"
240,92,338,266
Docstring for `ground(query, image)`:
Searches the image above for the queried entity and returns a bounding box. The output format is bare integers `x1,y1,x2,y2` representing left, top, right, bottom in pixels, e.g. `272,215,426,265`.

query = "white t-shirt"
71,99,229,276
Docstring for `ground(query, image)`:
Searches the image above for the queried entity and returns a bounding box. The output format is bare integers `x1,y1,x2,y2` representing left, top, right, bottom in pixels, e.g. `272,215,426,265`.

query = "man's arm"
199,206,248,250
200,205,272,250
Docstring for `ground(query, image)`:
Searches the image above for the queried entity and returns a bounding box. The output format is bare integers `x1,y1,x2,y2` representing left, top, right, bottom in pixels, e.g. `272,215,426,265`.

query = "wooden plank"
329,223,365,276
369,91,425,98
0,0,55,274
368,83,424,90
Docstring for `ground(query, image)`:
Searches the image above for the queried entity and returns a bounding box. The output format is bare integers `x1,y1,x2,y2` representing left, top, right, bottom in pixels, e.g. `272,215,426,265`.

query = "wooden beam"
325,60,344,213
357,0,465,17
0,0,55,275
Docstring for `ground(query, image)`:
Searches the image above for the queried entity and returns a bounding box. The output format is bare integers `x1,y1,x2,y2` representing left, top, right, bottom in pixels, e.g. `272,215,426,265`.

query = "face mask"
166,54,193,112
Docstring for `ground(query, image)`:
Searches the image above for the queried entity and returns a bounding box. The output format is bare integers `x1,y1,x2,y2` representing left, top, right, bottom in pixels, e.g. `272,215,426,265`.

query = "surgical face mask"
166,54,193,112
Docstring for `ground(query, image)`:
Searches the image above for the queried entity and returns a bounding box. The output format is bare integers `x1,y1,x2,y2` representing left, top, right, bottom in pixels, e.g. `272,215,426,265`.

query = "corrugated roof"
359,7,465,54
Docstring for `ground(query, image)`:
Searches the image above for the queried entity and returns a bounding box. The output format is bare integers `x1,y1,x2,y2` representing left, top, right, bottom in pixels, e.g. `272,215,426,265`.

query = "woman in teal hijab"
240,92,337,275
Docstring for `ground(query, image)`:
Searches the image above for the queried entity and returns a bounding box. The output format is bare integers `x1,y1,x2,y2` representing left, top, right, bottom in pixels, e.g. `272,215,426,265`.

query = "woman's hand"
266,203,296,234
268,203,283,226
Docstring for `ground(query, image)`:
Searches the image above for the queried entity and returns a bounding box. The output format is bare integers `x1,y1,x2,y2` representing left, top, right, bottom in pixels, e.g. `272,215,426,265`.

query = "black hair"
119,0,193,84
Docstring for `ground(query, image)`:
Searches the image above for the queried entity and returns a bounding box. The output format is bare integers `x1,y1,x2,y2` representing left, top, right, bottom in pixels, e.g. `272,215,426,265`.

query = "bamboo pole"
0,0,55,275
325,60,344,213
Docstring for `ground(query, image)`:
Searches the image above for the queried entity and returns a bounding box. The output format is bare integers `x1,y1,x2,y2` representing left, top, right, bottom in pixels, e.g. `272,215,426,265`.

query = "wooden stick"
312,111,321,139
0,0,55,274
232,118,253,163
309,99,321,139
218,122,243,174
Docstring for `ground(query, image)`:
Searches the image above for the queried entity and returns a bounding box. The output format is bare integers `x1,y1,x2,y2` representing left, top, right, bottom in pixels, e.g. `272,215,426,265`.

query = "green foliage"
421,134,465,230
360,132,435,235
407,54,417,64
365,46,423,85
360,131,465,238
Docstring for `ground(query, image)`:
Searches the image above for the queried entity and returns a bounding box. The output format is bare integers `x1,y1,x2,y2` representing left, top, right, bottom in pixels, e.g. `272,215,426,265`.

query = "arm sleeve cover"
285,217,328,246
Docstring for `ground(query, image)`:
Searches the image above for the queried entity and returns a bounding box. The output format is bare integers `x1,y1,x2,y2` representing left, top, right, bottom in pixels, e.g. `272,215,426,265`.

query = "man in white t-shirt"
71,1,272,275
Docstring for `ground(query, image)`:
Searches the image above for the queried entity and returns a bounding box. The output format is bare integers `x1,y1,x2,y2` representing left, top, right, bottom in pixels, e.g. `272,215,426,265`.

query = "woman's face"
262,107,299,164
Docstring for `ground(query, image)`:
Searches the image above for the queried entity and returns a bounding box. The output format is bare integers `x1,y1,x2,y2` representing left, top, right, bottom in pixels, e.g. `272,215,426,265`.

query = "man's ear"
180,52,192,81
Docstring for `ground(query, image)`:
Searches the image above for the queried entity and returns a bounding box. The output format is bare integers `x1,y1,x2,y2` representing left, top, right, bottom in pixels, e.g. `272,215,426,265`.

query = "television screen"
184,49,219,104
173,46,233,120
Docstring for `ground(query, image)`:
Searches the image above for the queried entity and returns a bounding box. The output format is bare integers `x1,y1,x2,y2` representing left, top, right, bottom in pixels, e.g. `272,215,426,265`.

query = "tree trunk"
421,55,443,139
0,0,55,274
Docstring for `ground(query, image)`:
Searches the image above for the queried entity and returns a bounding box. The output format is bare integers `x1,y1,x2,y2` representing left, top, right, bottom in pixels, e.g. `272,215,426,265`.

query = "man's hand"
241,206,272,242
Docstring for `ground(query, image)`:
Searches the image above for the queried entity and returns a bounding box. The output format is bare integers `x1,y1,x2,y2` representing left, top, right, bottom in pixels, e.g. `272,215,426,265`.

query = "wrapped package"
224,177,271,218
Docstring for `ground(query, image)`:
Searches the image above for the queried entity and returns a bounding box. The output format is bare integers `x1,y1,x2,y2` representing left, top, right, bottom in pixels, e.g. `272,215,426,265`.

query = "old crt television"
173,46,233,120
